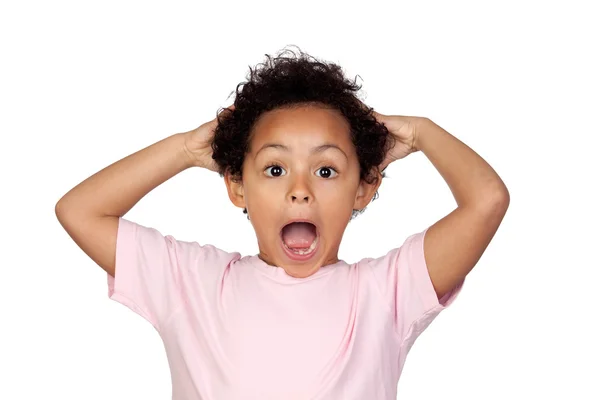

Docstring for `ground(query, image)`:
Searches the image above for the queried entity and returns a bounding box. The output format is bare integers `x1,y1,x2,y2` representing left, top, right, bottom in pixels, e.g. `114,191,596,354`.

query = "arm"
55,132,194,276
415,118,510,300
56,132,192,217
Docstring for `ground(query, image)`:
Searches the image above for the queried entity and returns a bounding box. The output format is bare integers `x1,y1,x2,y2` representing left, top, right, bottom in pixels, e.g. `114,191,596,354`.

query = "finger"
216,104,235,122
372,110,389,125
217,104,235,115
371,110,386,118
379,157,391,172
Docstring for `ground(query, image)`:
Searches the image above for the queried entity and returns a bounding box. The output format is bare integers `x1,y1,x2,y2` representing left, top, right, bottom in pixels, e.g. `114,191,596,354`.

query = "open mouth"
280,221,319,259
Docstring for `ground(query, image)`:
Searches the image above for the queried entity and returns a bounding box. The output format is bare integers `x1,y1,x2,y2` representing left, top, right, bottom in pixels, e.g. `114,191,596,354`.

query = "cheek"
319,185,355,218
317,179,357,202
245,187,280,222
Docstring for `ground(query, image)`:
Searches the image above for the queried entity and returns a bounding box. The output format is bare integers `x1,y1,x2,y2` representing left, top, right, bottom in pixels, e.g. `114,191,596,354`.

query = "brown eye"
316,166,338,179
265,164,287,177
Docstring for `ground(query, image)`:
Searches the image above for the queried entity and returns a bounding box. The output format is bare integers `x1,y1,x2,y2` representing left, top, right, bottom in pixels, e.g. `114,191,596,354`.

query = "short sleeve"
366,227,465,344
106,217,189,332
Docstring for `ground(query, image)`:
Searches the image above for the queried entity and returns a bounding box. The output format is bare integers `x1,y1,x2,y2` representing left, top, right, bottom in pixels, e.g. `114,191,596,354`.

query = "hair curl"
211,45,394,220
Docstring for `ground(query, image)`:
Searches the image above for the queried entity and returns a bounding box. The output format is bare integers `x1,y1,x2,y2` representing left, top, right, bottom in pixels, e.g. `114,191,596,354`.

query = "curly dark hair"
211,45,394,220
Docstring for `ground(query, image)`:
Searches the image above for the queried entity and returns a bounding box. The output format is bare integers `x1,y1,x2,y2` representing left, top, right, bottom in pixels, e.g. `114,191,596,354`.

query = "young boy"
55,48,509,399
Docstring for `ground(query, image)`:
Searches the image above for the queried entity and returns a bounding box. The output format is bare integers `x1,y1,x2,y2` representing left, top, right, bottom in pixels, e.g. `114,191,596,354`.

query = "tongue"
282,222,317,249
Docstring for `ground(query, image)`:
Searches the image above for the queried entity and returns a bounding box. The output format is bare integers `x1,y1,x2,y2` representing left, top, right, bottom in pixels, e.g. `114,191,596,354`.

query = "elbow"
493,185,510,209
469,185,510,215
482,187,510,217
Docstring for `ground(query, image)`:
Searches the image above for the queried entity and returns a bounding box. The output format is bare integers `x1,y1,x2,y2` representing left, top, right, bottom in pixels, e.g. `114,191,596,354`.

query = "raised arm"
55,132,194,276
415,118,510,300
371,110,510,301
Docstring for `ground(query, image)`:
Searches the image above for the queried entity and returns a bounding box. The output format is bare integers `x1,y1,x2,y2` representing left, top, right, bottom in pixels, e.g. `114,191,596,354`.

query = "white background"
2,0,598,399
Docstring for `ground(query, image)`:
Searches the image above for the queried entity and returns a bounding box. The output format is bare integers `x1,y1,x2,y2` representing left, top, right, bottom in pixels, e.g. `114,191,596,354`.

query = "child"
55,47,509,399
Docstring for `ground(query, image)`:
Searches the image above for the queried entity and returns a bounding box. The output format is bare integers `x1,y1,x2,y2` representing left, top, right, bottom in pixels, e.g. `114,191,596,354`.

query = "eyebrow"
254,143,348,160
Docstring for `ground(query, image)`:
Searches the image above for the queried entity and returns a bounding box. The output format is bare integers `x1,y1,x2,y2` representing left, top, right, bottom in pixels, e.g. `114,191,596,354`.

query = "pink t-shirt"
107,217,464,399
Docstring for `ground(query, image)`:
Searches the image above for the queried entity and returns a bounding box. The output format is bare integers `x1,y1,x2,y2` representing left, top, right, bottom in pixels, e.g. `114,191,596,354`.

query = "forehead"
248,105,352,153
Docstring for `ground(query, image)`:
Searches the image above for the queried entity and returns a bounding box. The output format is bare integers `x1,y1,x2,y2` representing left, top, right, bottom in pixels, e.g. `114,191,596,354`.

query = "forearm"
56,132,193,218
415,118,509,209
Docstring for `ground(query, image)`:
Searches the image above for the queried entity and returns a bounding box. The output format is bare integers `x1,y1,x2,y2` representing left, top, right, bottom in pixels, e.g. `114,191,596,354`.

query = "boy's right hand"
183,104,235,171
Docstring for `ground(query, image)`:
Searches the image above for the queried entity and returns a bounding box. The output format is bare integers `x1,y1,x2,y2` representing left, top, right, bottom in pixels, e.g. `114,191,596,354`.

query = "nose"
288,174,312,204
291,194,310,203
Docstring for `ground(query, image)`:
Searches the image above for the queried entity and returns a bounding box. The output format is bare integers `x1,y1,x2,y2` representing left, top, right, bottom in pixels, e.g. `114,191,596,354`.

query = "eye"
315,166,338,179
264,164,287,177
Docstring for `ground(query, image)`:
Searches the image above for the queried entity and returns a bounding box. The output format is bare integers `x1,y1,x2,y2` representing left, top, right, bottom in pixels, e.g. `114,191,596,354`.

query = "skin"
224,104,382,278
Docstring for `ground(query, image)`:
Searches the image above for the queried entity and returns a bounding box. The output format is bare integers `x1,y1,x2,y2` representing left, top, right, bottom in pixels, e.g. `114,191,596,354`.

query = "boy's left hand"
371,110,425,171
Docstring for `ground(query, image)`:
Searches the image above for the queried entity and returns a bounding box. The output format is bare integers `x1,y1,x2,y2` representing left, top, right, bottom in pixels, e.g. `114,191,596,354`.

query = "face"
225,104,381,278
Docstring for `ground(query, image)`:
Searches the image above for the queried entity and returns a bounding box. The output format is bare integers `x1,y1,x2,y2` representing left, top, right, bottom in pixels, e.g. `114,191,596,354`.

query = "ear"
353,168,383,211
224,171,246,209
